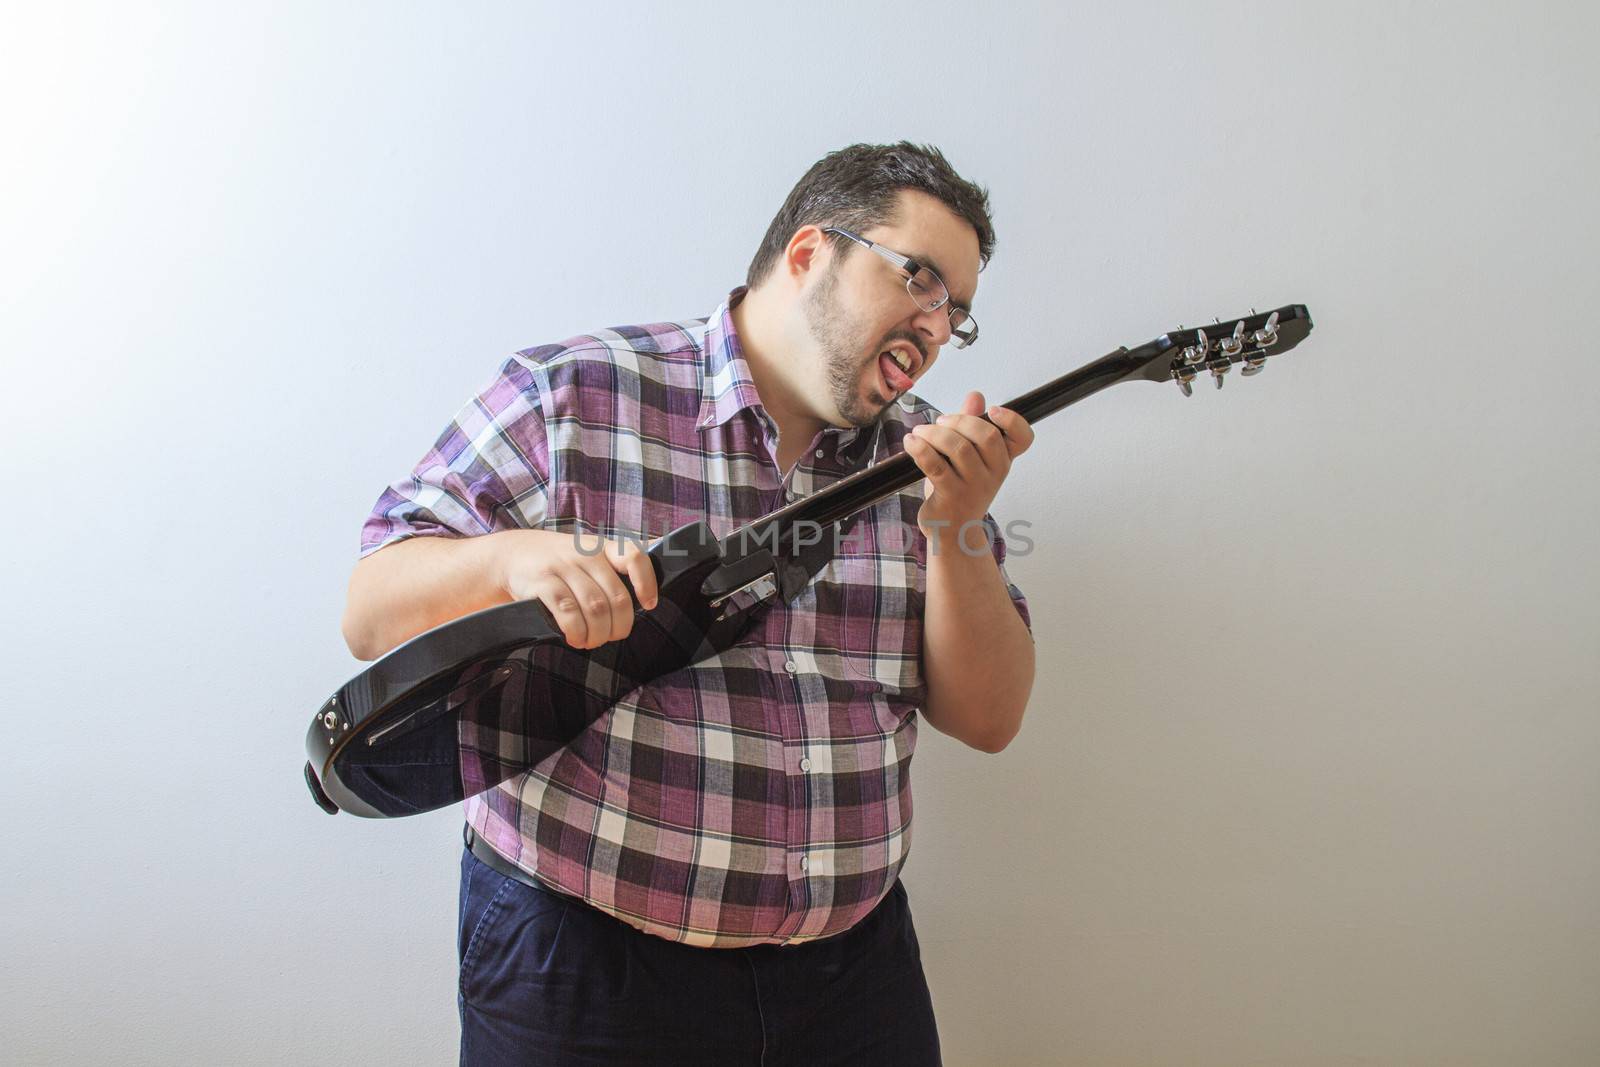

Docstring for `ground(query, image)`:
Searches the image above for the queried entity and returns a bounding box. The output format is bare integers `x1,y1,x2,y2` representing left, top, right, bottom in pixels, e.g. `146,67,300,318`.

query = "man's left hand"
905,390,1034,543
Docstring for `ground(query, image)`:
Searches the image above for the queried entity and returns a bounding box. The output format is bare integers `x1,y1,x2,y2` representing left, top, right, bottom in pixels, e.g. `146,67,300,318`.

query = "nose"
911,302,953,351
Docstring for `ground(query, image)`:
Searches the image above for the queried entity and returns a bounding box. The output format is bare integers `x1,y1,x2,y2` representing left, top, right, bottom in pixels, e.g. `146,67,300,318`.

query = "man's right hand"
492,529,660,650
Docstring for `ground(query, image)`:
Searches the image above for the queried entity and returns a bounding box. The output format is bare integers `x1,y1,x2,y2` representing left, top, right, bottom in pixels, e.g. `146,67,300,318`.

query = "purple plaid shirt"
359,286,1030,947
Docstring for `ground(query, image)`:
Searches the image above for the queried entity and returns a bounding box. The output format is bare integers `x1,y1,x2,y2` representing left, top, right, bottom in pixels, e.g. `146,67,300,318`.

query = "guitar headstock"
1122,304,1314,395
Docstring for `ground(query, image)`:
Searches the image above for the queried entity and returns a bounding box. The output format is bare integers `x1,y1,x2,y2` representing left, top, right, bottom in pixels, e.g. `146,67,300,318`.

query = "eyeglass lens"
906,268,977,347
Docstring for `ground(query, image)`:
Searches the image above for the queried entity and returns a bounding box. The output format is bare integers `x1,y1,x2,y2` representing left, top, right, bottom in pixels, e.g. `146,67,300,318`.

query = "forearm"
920,533,1035,753
341,533,511,660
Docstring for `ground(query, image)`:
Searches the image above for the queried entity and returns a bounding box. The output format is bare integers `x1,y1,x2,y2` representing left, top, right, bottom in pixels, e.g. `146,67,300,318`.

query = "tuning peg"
1211,360,1229,389
1174,364,1197,396
1220,320,1247,358
1182,328,1210,366
1253,311,1280,348
1240,354,1267,376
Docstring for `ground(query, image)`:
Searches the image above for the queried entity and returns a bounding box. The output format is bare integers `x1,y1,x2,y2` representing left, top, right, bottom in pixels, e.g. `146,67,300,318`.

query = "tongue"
879,352,913,393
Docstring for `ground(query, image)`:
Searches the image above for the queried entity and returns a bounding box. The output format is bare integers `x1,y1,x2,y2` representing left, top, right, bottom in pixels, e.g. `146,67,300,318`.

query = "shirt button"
783,660,798,674
814,448,825,458
799,756,812,772
799,855,809,871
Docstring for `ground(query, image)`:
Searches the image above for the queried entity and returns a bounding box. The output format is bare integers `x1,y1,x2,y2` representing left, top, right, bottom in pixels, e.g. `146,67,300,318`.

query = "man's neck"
730,286,829,472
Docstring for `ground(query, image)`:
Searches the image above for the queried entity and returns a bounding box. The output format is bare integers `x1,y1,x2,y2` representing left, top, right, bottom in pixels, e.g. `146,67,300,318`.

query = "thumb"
960,390,985,417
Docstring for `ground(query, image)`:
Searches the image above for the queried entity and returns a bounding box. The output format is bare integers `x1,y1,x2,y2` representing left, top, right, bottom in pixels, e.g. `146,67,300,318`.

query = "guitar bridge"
708,573,779,620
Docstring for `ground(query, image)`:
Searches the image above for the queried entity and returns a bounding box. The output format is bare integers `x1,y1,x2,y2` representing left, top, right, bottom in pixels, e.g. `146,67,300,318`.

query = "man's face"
799,189,982,428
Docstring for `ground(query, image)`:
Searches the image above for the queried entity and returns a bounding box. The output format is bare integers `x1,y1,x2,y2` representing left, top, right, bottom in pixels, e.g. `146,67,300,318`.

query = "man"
343,141,1036,1066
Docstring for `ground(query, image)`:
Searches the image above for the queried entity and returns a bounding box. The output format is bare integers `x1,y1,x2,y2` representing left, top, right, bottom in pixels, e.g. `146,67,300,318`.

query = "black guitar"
304,306,1314,817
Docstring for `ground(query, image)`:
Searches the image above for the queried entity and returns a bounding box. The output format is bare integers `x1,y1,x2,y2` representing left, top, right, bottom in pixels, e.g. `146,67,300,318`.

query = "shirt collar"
697,286,767,431
695,284,875,457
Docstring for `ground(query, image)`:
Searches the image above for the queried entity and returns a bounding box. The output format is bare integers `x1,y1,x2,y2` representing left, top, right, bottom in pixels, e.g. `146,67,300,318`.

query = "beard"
801,264,908,428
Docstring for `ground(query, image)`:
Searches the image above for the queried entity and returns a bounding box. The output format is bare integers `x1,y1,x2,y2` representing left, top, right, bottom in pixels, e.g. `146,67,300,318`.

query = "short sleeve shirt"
360,286,1030,947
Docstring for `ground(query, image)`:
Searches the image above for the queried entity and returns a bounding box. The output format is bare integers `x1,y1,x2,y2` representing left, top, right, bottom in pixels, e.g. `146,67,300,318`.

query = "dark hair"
745,141,995,289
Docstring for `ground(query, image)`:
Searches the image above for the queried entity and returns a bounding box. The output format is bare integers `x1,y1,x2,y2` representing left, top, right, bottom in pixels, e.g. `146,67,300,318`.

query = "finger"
903,433,954,483
914,424,984,482
986,406,1036,459
578,556,638,644
960,390,986,417
937,413,1009,472
562,565,623,649
612,541,659,610
534,573,591,648
915,422,990,481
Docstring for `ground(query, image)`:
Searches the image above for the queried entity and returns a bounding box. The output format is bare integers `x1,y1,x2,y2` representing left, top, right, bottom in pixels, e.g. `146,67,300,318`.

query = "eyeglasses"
823,226,979,349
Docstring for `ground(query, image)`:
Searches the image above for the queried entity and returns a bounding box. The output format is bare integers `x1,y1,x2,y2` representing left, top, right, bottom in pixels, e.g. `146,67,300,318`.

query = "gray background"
3,1,1596,1064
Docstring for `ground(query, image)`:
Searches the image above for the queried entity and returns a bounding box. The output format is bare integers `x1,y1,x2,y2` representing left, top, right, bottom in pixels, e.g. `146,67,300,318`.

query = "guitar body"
307,522,763,817
304,514,851,817
305,305,1314,817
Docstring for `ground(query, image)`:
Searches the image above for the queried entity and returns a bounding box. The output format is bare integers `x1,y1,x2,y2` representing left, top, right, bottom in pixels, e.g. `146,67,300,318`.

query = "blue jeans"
458,845,942,1066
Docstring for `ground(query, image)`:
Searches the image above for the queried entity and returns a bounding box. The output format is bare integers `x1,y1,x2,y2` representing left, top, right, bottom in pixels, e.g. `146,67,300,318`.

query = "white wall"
4,2,1596,1064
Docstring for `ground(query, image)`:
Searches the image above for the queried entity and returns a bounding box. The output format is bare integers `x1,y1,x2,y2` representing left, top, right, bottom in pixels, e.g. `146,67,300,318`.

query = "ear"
781,225,829,288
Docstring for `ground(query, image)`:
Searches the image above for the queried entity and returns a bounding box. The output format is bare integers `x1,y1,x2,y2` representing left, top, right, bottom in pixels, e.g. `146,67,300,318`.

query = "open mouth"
876,345,918,396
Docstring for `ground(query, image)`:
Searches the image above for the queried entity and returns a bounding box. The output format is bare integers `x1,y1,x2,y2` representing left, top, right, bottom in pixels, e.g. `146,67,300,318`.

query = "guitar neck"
729,342,1161,547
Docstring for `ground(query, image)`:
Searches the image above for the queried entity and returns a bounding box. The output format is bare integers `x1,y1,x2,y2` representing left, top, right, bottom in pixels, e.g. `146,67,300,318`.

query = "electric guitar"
304,306,1314,817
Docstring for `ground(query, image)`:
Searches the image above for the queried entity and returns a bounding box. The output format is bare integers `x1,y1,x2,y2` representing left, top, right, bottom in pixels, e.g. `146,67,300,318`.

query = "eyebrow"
908,250,975,312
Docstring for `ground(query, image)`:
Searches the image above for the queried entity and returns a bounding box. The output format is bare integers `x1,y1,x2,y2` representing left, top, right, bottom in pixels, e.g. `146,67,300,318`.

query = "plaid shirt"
359,286,1030,947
